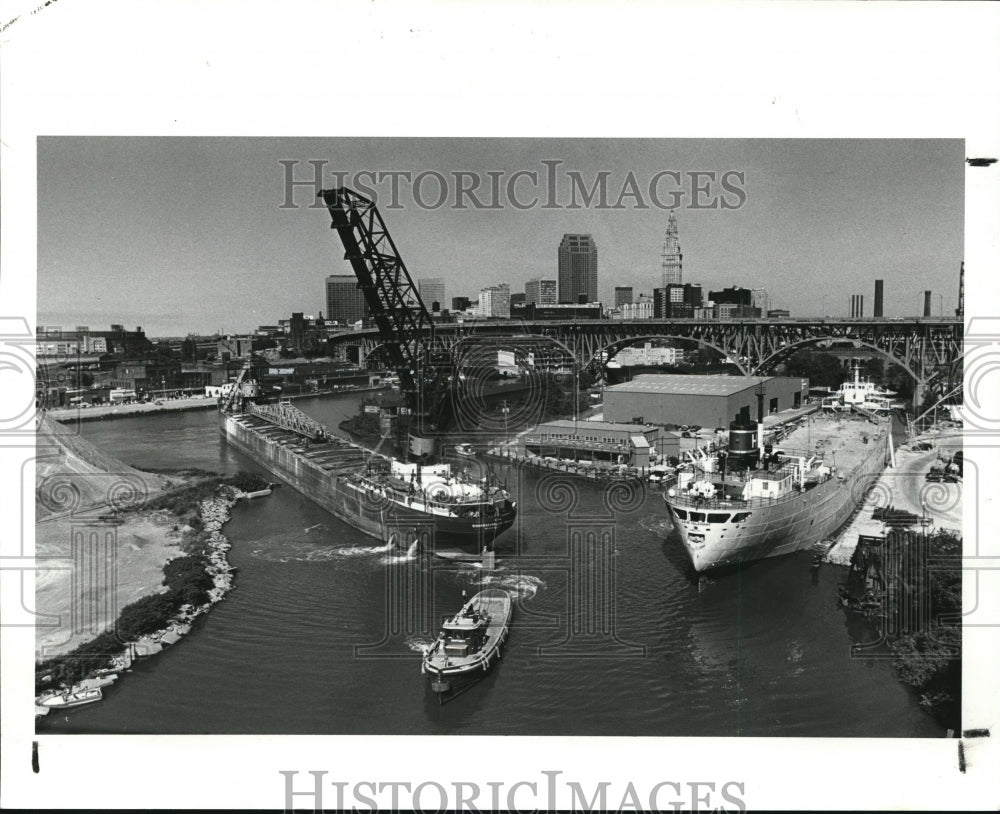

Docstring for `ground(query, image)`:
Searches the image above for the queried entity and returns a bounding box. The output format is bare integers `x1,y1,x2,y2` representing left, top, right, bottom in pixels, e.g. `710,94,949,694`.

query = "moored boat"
38,687,103,708
422,588,512,702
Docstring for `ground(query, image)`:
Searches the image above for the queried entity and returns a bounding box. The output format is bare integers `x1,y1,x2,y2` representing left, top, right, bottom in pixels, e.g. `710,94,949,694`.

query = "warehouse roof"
604,374,773,397
539,419,657,433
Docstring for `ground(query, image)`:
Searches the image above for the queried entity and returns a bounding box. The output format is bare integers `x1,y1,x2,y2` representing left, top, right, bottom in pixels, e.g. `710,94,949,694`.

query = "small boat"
422,588,512,702
38,687,103,708
454,443,476,457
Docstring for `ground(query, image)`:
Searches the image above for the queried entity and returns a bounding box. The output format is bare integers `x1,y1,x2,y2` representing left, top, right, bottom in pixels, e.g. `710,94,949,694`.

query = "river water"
38,394,942,736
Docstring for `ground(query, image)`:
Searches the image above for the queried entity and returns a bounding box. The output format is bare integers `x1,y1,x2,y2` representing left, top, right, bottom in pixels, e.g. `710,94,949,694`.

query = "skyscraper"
525,278,557,306
558,234,598,304
326,275,368,326
661,211,682,287
418,277,445,312
614,286,633,307
874,279,884,318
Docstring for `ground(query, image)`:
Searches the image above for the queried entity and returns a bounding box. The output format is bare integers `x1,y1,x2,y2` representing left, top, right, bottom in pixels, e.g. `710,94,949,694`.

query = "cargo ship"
219,376,516,560
663,411,891,571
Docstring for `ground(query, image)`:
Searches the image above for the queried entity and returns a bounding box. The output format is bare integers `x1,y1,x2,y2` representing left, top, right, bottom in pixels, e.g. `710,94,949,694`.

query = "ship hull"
221,412,512,559
664,429,890,572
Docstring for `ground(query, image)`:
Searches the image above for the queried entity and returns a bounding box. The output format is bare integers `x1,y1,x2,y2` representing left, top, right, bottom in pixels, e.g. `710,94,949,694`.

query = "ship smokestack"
728,415,759,472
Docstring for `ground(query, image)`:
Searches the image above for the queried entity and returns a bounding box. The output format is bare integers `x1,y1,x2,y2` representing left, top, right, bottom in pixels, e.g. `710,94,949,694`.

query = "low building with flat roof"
603,374,808,428
520,419,679,469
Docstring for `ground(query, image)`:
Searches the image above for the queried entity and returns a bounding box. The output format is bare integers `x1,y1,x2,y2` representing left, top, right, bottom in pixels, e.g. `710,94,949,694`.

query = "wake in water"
303,523,324,533
380,539,421,565
332,539,398,557
405,635,436,653
250,537,399,562
475,572,546,600
639,516,674,535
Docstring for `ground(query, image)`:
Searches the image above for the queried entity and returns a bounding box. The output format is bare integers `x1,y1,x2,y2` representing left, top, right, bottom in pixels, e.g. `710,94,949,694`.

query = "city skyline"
37,138,964,337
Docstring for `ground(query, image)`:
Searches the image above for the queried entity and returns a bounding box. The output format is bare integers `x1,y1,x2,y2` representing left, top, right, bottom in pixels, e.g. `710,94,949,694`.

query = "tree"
861,357,884,380
783,351,846,388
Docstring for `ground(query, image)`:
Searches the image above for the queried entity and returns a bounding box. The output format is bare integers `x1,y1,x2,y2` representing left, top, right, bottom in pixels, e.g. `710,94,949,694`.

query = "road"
827,432,962,564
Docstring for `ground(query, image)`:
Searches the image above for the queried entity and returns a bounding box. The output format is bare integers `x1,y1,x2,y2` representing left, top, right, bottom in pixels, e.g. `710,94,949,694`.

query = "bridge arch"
587,334,750,377
751,335,921,382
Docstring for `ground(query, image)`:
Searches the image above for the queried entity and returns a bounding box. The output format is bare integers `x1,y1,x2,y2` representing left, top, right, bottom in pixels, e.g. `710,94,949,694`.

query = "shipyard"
26,137,970,752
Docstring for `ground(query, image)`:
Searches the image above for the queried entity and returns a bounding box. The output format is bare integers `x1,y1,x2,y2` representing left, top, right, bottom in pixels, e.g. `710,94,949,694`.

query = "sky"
37,137,964,337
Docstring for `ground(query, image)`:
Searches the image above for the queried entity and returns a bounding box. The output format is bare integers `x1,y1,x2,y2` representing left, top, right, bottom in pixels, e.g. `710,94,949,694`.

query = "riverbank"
44,384,386,423
35,484,249,718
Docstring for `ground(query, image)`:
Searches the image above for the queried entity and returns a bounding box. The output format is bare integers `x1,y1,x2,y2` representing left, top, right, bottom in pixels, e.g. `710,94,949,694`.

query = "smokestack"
923,290,932,317
874,279,884,318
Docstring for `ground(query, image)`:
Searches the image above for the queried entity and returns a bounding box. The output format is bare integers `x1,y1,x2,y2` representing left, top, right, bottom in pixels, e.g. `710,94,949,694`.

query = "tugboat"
422,588,512,703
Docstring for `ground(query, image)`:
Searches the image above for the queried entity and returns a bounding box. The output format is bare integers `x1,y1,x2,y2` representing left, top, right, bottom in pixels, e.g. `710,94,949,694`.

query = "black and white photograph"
2,2,998,811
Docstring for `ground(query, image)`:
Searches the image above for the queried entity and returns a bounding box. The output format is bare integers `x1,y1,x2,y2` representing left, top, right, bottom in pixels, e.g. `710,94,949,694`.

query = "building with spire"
661,211,682,287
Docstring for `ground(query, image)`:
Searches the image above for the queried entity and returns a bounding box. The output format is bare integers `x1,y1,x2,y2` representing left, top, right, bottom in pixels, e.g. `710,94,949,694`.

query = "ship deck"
770,413,887,475
231,413,368,474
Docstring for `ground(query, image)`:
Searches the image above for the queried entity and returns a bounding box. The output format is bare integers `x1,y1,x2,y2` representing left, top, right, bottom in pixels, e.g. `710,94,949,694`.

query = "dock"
825,434,962,565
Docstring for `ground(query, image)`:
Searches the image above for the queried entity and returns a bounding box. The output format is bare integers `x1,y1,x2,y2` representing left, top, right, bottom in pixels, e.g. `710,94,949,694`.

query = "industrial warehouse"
602,374,808,429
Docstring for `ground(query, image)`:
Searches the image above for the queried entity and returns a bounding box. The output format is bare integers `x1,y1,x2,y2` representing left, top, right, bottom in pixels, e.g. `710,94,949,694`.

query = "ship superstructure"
822,365,903,414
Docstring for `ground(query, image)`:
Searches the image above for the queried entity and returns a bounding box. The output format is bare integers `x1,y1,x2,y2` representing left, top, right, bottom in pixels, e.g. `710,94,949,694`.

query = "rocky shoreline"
34,488,244,719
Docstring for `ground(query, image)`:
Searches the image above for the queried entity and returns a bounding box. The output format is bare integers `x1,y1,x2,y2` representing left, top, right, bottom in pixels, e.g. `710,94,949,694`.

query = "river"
37,394,943,736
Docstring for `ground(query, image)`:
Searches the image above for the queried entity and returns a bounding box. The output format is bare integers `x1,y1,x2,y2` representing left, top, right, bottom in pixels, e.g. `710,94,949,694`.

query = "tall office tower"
525,278,558,306
615,286,633,307
750,288,769,316
661,210,682,287
923,290,932,318
418,278,446,312
850,294,864,318
874,279,884,318
558,234,598,304
326,275,368,326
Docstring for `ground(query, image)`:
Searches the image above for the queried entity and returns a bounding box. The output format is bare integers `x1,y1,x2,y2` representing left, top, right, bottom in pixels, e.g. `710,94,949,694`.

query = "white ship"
822,365,903,414
663,412,891,571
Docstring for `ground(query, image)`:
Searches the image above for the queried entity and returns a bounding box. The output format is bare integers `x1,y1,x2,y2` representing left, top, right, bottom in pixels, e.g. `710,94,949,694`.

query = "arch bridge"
328,316,964,408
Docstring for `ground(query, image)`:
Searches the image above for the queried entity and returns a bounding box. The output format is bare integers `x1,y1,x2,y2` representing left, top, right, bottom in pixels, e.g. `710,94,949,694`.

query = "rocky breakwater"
35,482,260,719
